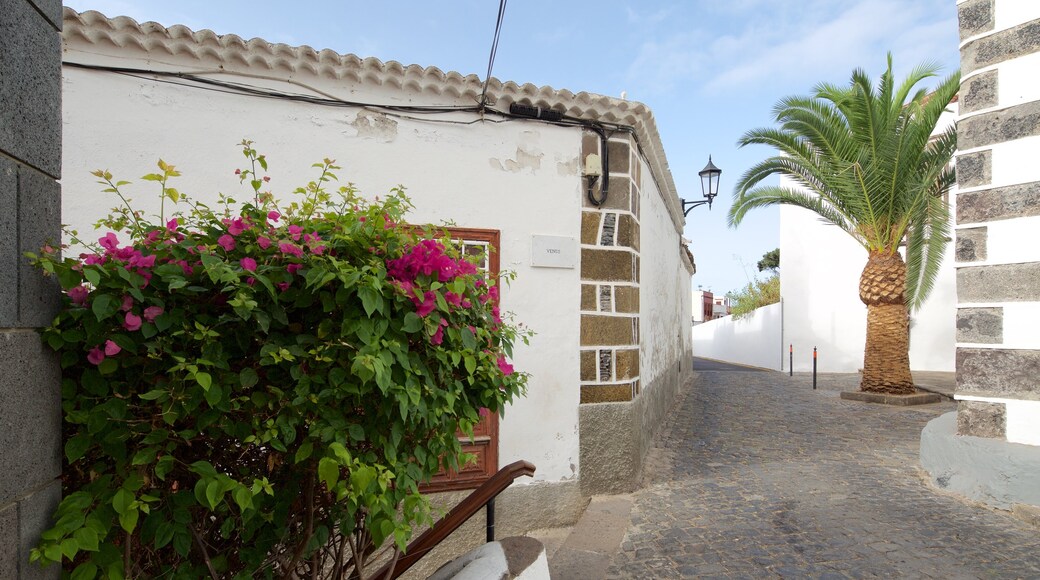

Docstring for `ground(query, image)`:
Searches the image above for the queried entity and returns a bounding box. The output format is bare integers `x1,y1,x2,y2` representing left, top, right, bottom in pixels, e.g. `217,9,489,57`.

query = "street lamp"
682,156,722,216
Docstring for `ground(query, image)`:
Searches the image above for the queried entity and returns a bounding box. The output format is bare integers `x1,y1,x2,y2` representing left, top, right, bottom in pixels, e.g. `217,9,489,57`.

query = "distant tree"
727,275,780,319
757,248,780,272
728,54,958,395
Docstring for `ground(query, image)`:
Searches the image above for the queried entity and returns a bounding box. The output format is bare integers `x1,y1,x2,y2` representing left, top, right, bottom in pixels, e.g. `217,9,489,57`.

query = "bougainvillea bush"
28,142,528,579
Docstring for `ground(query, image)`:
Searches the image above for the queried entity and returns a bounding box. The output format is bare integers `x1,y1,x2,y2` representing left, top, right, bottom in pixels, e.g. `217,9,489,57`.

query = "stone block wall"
579,131,642,404
0,0,63,577
954,0,1040,446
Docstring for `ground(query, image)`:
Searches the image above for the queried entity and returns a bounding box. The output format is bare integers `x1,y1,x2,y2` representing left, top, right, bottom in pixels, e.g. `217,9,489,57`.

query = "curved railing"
372,460,536,579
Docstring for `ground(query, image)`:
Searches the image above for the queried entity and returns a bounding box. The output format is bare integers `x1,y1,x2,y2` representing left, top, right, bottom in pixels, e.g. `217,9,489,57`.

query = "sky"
64,0,961,296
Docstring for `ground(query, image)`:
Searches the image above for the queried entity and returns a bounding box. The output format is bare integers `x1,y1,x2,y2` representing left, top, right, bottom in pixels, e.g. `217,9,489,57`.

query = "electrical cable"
478,0,508,111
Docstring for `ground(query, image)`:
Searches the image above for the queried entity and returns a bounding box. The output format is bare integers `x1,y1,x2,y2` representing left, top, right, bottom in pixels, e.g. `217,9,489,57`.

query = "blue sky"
64,0,961,295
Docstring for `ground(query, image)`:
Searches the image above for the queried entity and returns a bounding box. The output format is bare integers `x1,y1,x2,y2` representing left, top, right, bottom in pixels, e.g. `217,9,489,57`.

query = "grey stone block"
0,502,17,580
26,0,62,31
958,0,993,41
580,401,638,495
962,20,1040,74
957,400,1006,438
957,347,1040,397
0,331,61,507
17,481,60,580
956,307,1002,343
960,70,998,114
955,149,991,189
957,181,1040,223
957,262,1040,302
955,226,987,262
0,0,62,178
958,99,1040,151
607,140,630,174
17,167,61,328
921,411,1040,510
0,159,17,327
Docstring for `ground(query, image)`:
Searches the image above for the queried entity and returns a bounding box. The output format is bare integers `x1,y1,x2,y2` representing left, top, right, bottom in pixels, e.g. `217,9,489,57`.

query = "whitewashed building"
59,6,695,549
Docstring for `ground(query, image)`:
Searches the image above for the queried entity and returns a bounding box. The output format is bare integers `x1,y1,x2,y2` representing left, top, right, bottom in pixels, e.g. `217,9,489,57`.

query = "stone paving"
606,366,1040,579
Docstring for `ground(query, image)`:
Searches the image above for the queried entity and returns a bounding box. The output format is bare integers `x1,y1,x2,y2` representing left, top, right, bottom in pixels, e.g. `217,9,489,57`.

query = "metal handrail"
371,460,536,579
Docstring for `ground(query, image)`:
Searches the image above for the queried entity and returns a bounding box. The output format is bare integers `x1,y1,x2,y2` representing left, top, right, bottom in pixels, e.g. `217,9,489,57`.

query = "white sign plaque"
531,235,577,269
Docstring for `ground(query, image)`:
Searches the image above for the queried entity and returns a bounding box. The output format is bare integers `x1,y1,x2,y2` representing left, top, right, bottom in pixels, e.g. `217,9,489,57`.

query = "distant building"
692,289,714,324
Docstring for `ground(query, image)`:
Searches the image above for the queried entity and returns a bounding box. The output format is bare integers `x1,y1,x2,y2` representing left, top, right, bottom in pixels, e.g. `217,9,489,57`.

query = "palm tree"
729,55,959,395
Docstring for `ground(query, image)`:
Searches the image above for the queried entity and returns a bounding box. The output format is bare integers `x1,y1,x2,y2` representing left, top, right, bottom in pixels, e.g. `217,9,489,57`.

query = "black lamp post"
682,156,722,216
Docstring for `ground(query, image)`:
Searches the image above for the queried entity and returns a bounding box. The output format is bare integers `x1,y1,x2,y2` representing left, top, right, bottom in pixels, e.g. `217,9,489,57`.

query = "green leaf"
155,455,174,480
71,563,99,580
239,367,259,389
402,311,422,333
350,465,376,494
294,440,313,464
232,487,253,512
204,382,223,407
464,355,476,375
318,457,339,488
359,285,381,317
73,527,100,552
131,447,158,466
205,480,222,510
195,372,212,391
118,509,139,533
65,435,92,463
112,489,133,515
61,537,80,560
83,267,101,288
91,294,119,321
154,521,175,549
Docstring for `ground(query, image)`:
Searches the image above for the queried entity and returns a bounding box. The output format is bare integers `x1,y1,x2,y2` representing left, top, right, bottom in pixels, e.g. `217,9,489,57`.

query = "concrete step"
543,495,632,579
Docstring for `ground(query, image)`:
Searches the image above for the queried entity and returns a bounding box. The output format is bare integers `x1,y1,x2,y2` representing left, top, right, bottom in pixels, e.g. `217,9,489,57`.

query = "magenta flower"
87,347,105,366
166,218,178,232
143,306,163,322
240,257,257,272
99,232,119,251
286,263,302,275
120,295,134,312
277,281,291,292
267,211,280,223
415,291,437,317
311,245,326,255
288,225,303,241
145,230,161,244
104,340,121,356
83,254,105,266
68,285,89,306
123,312,142,332
246,277,256,286
227,217,249,236
279,242,303,258
218,235,236,252
257,236,272,250
497,356,514,376
445,292,463,308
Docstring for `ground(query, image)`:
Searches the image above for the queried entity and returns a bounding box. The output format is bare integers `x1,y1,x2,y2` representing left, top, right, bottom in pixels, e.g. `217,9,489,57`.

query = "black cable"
479,0,508,110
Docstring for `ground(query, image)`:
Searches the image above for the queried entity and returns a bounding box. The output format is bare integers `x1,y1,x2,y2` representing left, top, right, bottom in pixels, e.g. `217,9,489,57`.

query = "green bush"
28,142,528,578
727,275,780,320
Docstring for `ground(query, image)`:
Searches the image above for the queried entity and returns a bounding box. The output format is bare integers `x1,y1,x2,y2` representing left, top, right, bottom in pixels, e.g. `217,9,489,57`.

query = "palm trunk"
858,251,914,394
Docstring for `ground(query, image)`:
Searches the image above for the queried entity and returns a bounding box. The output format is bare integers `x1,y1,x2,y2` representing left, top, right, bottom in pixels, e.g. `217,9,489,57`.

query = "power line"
478,0,509,112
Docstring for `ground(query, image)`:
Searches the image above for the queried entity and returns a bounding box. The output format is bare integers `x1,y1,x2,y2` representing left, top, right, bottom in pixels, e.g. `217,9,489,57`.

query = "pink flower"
120,295,134,312
104,340,121,356
359,216,366,222
145,230,161,244
497,356,514,376
83,254,105,266
415,291,436,317
279,242,303,258
235,168,241,175
445,292,463,308
430,319,449,345
218,235,236,252
277,282,291,292
492,306,502,323
311,245,326,255
99,232,119,251
267,211,280,223
143,306,163,322
246,277,256,286
478,407,490,418
288,225,303,241
123,312,142,332
286,263,302,275
87,347,105,366
68,285,89,306
240,257,257,272
227,217,248,236
262,176,270,183
257,236,272,250
166,218,178,232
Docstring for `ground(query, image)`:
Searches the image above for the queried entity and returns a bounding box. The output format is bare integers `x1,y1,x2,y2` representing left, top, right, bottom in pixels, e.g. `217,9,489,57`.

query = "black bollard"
812,346,817,390
789,344,793,377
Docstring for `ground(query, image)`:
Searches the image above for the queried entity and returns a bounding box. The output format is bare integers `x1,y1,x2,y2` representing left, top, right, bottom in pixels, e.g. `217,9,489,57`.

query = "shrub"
726,275,780,320
28,142,528,578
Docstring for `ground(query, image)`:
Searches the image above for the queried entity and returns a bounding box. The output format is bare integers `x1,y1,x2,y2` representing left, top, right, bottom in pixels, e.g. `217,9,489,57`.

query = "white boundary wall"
691,302,783,371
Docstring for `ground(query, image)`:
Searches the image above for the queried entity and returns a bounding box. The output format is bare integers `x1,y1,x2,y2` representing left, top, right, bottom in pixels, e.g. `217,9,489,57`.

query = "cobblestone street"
607,364,1040,579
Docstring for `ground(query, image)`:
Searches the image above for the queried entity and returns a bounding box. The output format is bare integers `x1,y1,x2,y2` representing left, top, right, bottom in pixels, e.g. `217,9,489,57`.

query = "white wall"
691,302,783,371
639,155,692,388
62,44,584,482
